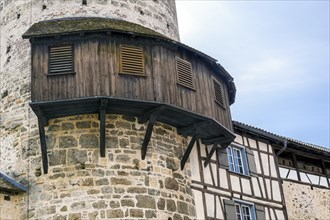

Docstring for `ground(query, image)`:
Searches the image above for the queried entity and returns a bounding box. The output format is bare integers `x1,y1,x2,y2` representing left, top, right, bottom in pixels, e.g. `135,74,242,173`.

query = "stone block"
71,201,86,211
177,201,189,215
61,122,74,130
67,149,87,165
146,210,157,218
157,198,165,210
136,195,156,209
130,209,144,218
59,136,77,148
167,199,176,212
111,177,132,185
79,134,98,148
76,121,91,128
127,187,147,194
165,177,179,191
92,200,107,209
49,150,66,166
68,213,81,220
95,178,109,186
109,201,120,208
106,209,124,218
121,199,134,207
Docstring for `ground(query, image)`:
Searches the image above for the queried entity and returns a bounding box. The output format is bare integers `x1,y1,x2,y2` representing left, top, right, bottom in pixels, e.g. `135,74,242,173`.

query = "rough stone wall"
24,114,195,219
0,194,27,220
283,180,330,220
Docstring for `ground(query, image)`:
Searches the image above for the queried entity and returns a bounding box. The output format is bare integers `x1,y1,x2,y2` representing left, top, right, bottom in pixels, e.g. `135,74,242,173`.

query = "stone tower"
0,0,235,219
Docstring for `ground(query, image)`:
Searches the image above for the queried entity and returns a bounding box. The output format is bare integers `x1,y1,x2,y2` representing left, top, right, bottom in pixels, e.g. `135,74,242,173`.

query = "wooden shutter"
120,45,144,76
176,57,195,90
49,45,74,74
218,147,229,169
213,79,225,108
223,199,236,220
246,148,258,176
255,205,266,220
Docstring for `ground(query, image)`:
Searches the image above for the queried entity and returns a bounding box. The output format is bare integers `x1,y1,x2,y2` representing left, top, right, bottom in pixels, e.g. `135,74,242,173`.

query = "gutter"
276,139,288,157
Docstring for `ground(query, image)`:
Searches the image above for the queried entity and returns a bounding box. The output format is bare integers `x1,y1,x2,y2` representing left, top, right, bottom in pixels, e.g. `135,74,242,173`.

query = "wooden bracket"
204,143,219,167
138,105,166,124
201,136,228,145
99,100,108,157
180,134,198,170
37,117,48,174
34,105,49,127
178,120,211,136
140,106,166,160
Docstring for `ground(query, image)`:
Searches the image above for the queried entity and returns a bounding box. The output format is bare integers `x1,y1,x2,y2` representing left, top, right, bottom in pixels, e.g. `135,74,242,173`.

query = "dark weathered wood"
204,143,218,167
141,114,157,160
37,118,48,174
181,134,198,170
177,120,210,136
99,100,107,157
31,35,234,131
138,105,166,124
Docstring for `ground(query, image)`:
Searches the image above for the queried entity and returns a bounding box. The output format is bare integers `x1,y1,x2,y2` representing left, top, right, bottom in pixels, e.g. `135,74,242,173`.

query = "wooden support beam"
201,136,228,145
180,134,198,170
139,106,166,160
321,159,330,187
99,100,107,157
141,114,157,160
34,105,48,127
292,152,301,181
177,120,211,136
37,118,48,174
138,105,166,124
204,143,218,167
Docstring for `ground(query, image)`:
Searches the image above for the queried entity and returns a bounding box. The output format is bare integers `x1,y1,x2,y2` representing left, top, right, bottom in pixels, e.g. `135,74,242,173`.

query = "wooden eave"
30,96,235,174
22,17,236,105
0,173,28,195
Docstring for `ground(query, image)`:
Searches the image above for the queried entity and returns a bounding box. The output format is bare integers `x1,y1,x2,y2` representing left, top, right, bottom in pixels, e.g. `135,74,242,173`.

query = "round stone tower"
0,0,236,220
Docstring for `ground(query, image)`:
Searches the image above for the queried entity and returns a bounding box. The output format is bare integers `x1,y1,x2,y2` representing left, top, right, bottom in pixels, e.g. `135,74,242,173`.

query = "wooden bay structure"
23,17,236,174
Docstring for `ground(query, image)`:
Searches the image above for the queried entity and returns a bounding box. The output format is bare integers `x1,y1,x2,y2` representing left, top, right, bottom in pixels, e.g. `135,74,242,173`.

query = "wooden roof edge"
233,120,330,156
0,172,28,193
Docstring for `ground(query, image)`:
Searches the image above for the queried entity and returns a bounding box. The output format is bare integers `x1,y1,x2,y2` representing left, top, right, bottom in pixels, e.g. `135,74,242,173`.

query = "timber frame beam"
30,97,235,174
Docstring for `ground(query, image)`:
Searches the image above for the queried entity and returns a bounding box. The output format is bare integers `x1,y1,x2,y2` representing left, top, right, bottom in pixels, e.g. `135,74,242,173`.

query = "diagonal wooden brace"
204,143,218,167
180,134,198,170
140,106,166,160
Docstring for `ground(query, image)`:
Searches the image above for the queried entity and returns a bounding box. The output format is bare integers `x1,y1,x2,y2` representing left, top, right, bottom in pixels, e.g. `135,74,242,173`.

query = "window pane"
234,148,244,174
242,205,251,220
235,204,242,220
227,147,235,171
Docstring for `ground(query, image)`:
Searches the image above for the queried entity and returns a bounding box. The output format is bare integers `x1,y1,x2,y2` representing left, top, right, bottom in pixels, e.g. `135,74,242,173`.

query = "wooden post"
292,152,301,181
141,114,157,160
204,143,218,167
321,159,330,187
180,134,198,170
99,100,107,157
37,118,48,174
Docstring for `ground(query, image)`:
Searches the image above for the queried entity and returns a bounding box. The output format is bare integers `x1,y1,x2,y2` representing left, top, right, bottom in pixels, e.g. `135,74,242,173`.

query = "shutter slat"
213,79,225,107
49,45,74,74
120,45,145,75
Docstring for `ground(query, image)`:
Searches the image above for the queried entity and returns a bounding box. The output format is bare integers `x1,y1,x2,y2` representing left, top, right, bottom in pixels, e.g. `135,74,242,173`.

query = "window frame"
227,144,249,176
234,200,256,220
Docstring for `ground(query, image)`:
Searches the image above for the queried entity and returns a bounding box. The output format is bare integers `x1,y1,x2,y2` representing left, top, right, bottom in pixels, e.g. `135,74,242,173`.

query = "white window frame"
227,144,249,175
234,199,256,220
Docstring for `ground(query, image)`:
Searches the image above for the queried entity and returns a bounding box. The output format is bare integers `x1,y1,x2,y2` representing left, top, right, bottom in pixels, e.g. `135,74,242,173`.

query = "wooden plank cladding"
31,34,233,130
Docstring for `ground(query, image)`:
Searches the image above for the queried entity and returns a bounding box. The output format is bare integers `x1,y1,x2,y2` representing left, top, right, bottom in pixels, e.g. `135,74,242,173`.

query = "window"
176,57,195,90
48,45,74,75
119,45,145,76
224,200,265,220
227,146,249,175
235,202,253,220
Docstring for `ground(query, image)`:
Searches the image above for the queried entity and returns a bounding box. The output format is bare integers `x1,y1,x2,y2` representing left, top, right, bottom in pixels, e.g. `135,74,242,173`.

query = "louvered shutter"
246,148,258,176
255,205,266,220
218,147,229,169
223,199,237,220
49,45,74,74
120,45,144,75
213,79,225,108
176,57,195,90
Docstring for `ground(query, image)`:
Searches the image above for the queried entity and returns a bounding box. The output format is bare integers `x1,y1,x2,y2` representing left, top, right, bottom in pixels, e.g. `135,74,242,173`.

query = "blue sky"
176,1,329,148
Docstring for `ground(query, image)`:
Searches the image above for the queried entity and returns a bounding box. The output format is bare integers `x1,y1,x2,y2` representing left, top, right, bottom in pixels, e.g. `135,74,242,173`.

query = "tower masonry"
0,0,236,220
